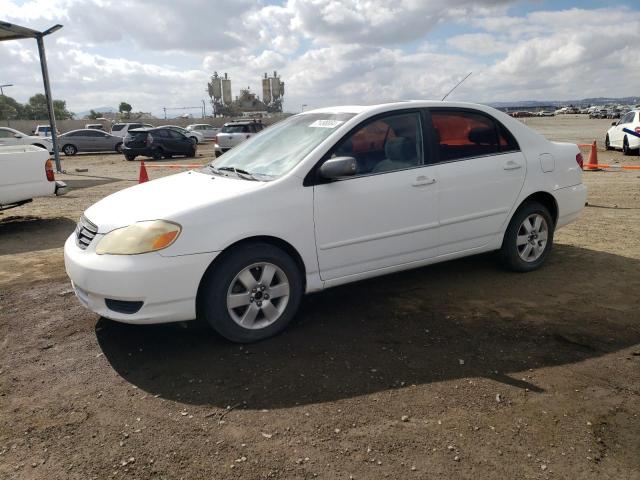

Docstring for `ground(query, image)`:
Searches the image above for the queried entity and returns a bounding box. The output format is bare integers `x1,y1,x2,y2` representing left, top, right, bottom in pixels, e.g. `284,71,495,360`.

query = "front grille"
76,215,98,250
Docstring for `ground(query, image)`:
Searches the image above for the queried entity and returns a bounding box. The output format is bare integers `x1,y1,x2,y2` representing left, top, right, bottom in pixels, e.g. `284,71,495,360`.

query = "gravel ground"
1,116,639,479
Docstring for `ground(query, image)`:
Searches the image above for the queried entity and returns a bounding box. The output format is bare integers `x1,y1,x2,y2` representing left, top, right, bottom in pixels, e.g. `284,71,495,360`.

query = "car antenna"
441,72,472,101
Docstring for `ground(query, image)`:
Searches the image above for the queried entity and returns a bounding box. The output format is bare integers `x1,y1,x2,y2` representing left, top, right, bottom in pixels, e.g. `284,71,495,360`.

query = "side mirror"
13,133,22,138
612,121,618,126
319,156,357,180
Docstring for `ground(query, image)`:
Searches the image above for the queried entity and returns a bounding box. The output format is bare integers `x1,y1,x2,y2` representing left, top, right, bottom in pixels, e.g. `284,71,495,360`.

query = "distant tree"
22,94,73,119
87,109,101,120
0,95,22,121
53,99,74,119
27,93,48,118
119,101,132,119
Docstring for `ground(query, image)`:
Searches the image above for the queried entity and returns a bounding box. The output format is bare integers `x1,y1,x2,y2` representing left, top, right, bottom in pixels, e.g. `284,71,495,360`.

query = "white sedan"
0,127,53,152
186,124,219,140
605,110,640,155
64,101,587,343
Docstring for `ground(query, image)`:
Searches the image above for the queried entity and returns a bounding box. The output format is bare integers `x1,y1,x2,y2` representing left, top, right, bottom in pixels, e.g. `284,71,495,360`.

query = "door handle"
503,160,522,170
412,176,437,186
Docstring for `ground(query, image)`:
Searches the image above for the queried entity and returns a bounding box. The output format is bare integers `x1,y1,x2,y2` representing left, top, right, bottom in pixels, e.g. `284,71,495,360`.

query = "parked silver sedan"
58,129,124,155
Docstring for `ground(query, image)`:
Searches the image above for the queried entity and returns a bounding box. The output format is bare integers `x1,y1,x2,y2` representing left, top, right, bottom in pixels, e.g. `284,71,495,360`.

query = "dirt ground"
1,115,639,479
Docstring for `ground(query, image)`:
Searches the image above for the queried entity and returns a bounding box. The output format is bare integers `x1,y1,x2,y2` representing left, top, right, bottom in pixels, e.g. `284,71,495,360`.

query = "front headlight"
96,220,181,255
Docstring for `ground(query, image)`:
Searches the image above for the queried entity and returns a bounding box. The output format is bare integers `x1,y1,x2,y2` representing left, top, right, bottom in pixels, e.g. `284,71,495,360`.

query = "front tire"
62,144,77,156
115,142,123,153
499,201,554,272
605,135,611,150
198,243,303,343
152,148,163,160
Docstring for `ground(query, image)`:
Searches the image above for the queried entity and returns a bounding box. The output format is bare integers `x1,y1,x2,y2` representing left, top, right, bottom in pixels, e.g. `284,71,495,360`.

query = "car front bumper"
64,234,219,324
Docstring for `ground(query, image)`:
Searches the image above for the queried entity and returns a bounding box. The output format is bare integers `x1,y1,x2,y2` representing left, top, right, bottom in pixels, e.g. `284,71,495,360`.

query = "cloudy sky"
1,0,638,117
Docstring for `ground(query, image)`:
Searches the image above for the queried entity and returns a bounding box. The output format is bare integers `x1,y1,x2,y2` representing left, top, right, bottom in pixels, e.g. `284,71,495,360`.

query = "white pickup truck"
0,145,68,210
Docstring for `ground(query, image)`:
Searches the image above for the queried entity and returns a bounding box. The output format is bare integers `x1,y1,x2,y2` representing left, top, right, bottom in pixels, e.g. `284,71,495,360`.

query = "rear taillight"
576,152,584,169
635,127,640,135
45,159,55,181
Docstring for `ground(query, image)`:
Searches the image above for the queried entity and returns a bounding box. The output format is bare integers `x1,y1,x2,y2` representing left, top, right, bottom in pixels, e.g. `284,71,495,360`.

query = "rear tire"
190,136,199,144
125,154,136,161
152,148,163,160
115,142,123,153
198,243,303,343
187,147,196,158
499,201,554,272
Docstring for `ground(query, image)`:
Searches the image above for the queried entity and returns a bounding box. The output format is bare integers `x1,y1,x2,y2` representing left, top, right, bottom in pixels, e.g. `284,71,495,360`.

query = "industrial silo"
262,73,272,105
208,73,222,101
222,73,232,106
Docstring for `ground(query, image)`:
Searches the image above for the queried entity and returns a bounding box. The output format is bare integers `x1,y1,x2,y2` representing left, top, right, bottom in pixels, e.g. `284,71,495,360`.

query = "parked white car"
605,110,640,155
1,145,67,210
110,122,154,138
186,124,219,140
64,101,586,343
0,127,53,152
215,120,265,152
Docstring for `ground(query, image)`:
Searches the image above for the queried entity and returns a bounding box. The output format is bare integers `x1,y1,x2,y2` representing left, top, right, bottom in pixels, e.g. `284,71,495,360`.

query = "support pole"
36,35,62,172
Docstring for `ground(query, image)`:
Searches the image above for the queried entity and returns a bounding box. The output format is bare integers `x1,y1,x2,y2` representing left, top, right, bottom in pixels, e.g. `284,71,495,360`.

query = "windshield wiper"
217,166,260,181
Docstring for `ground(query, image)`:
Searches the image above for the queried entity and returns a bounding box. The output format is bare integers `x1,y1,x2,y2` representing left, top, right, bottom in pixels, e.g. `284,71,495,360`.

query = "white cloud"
0,1,638,116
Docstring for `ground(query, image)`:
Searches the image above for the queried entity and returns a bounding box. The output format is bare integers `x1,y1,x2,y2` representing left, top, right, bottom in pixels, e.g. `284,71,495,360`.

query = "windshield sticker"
309,119,345,129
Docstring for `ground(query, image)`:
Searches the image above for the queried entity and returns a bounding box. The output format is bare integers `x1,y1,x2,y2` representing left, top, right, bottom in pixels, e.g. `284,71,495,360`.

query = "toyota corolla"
64,101,587,343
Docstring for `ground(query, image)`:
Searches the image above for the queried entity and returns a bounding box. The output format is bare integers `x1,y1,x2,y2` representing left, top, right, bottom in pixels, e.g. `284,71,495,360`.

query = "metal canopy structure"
0,21,64,172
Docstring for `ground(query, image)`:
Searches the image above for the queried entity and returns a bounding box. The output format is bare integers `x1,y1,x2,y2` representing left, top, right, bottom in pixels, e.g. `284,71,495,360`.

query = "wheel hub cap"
516,213,548,262
226,263,290,330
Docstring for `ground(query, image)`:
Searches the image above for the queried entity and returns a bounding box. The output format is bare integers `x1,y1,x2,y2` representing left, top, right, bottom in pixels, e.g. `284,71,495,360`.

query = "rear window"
111,124,124,131
127,131,148,140
221,124,249,133
430,110,518,162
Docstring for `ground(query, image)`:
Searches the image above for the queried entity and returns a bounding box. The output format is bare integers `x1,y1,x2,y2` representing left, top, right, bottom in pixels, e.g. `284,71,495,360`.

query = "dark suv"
122,127,197,161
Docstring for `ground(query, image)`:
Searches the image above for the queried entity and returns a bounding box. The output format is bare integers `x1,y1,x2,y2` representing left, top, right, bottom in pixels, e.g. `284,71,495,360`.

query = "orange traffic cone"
584,140,599,170
139,159,149,183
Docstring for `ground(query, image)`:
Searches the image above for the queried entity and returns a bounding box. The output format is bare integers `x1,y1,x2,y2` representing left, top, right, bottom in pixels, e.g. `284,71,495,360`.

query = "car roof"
303,100,518,116
64,128,110,134
224,120,263,125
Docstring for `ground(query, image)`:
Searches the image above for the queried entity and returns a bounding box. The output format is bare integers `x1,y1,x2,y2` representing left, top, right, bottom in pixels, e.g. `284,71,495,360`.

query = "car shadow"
96,244,640,410
0,216,76,255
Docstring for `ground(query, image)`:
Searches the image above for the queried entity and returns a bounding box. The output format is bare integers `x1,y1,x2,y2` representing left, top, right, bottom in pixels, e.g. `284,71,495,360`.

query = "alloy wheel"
226,262,290,330
516,213,548,262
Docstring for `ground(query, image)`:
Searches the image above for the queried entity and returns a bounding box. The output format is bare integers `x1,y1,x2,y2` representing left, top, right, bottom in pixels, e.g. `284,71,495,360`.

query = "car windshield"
211,113,355,179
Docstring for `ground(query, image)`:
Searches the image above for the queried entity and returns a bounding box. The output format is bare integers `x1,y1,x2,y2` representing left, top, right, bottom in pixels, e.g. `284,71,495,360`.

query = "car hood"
84,170,265,233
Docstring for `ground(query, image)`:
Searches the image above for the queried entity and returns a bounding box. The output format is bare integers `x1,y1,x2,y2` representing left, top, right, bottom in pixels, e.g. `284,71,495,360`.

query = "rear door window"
111,124,124,131
429,109,518,162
